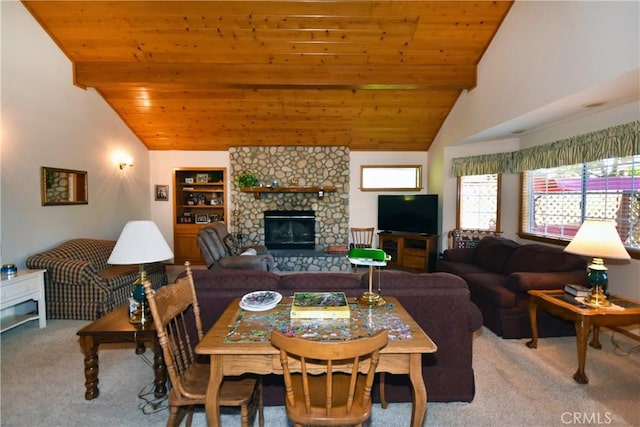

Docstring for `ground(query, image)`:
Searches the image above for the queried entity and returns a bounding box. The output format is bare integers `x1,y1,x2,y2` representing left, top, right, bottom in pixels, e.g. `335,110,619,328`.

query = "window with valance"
451,121,639,257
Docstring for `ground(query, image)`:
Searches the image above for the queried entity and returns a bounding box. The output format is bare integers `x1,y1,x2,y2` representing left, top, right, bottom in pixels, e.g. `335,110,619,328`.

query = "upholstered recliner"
197,222,275,271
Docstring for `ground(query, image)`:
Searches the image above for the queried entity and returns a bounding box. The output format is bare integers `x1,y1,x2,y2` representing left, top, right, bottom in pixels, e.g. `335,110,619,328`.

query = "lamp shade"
348,248,390,266
108,220,174,265
564,220,630,260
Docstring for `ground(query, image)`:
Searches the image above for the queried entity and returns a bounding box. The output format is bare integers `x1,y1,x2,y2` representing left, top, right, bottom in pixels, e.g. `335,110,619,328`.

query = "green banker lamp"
108,220,174,324
348,247,390,306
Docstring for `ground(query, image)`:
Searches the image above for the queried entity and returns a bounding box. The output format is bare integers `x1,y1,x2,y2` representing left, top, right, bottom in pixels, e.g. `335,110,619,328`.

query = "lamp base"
357,292,386,307
586,286,611,307
129,300,152,325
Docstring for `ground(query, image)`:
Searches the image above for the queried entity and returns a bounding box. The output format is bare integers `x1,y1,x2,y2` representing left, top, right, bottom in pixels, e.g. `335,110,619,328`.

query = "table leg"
152,337,167,397
573,316,591,384
135,341,146,355
526,297,539,349
205,355,224,426
589,325,602,349
79,335,100,400
408,353,427,427
37,295,47,329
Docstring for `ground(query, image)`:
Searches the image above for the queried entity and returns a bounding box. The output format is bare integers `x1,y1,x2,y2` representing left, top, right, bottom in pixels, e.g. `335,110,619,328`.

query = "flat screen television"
377,194,438,235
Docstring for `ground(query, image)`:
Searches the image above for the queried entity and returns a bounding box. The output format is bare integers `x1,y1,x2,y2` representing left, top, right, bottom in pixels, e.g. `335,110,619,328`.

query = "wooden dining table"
195,295,437,427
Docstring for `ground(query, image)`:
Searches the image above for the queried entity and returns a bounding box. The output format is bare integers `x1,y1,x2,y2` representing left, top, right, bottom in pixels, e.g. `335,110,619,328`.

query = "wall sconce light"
112,152,134,170
119,160,133,170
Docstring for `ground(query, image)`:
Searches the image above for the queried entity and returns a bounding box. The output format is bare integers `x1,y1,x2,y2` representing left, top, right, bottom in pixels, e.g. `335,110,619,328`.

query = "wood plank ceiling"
23,1,513,151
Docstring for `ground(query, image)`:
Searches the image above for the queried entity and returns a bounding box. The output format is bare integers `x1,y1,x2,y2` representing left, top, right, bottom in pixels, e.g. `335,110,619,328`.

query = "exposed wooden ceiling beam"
74,62,476,89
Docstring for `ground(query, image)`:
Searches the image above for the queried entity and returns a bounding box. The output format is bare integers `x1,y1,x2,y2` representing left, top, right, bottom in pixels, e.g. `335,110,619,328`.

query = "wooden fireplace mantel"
240,186,336,199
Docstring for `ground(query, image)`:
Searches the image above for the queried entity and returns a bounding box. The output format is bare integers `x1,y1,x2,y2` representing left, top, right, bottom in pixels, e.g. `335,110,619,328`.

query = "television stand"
378,232,438,273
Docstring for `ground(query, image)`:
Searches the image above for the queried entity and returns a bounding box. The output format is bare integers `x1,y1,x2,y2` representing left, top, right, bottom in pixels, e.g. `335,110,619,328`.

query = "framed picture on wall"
155,184,169,201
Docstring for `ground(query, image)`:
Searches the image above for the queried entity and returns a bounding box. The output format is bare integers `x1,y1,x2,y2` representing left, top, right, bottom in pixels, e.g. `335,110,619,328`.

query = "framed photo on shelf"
154,184,169,201
196,173,209,183
184,177,194,183
179,215,194,224
195,214,209,224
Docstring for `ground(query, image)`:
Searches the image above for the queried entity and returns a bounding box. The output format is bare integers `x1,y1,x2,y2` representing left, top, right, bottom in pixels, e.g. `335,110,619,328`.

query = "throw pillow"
223,234,241,255
239,248,258,256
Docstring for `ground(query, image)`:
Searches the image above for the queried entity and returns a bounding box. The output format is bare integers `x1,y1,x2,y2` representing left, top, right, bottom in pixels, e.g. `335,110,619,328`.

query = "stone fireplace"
264,210,315,249
229,146,349,257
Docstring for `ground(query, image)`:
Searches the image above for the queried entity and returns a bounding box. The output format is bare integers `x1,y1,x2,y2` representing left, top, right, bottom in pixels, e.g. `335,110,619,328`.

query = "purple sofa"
436,236,588,339
185,268,483,405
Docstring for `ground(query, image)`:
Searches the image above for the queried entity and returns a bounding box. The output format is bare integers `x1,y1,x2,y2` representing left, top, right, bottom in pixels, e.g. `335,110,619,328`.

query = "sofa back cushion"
190,268,281,291
474,236,520,273
505,244,586,274
371,271,469,291
279,272,362,291
31,239,115,271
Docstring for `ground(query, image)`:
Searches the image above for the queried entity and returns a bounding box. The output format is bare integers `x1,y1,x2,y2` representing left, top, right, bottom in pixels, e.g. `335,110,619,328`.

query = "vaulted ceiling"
23,1,513,151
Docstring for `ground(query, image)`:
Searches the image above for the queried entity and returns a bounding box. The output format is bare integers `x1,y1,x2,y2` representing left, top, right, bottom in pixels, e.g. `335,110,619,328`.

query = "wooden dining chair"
271,329,388,427
350,227,375,249
143,261,263,427
350,227,375,272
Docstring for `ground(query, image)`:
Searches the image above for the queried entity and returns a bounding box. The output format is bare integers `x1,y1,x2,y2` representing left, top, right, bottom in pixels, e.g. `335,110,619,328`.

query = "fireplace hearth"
264,210,315,249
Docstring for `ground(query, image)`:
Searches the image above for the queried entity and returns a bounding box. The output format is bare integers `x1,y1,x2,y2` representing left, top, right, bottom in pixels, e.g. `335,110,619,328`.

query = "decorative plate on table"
240,291,282,312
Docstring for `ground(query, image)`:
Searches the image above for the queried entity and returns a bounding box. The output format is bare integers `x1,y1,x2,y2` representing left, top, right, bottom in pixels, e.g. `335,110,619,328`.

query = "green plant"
236,171,259,188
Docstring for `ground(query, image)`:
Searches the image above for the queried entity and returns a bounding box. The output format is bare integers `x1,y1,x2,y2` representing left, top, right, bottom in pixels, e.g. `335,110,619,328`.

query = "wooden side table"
0,269,47,333
76,305,167,400
526,289,640,384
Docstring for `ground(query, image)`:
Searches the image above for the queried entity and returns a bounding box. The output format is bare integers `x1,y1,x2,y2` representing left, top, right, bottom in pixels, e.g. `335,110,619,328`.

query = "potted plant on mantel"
236,171,259,189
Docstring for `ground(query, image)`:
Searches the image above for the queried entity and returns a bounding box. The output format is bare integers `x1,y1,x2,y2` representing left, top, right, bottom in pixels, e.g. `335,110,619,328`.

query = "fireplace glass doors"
264,210,315,249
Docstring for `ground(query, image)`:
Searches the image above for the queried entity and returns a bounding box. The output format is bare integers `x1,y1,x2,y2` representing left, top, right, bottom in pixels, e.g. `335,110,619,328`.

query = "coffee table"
76,304,167,400
196,296,437,427
526,289,640,384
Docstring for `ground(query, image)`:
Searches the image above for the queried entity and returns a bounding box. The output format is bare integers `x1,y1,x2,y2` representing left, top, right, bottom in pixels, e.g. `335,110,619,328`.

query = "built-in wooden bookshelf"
173,168,226,264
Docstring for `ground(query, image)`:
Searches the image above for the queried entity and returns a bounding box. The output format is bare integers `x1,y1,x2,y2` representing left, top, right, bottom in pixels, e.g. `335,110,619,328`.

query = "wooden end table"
76,305,167,400
526,289,640,384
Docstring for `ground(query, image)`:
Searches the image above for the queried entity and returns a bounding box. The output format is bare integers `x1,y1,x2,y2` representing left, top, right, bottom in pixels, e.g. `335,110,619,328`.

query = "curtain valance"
451,121,639,177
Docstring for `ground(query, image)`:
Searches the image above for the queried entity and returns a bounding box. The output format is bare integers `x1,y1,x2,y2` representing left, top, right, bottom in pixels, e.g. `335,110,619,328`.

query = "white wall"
446,0,639,143
1,2,152,267
428,1,639,299
349,151,429,247
518,101,640,149
149,150,230,252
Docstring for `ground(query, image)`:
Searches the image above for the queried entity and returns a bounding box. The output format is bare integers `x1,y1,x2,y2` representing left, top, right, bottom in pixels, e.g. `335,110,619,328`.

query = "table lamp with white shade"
564,219,630,307
108,220,174,324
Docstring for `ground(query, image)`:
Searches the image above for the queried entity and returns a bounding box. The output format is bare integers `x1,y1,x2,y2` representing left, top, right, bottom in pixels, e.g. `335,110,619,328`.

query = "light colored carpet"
1,318,638,427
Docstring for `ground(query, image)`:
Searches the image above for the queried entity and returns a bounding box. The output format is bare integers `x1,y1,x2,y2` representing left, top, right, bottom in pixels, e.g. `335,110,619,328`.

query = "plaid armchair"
26,238,168,320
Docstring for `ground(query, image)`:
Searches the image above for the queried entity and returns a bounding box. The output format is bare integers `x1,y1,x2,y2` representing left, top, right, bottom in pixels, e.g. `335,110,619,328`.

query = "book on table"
564,283,591,297
290,292,350,319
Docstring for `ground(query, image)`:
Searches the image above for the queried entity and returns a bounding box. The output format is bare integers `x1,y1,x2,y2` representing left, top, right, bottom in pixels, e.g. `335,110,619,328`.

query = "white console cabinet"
1,269,47,333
